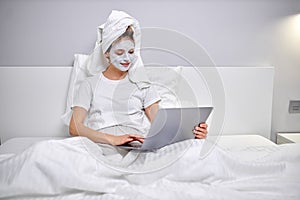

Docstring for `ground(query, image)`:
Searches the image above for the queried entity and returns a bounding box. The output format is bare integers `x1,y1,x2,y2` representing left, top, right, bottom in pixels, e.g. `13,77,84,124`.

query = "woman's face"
109,38,136,72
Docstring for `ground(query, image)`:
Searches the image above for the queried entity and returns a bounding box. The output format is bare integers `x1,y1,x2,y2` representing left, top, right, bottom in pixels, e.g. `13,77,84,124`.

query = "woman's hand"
193,123,208,139
107,134,144,146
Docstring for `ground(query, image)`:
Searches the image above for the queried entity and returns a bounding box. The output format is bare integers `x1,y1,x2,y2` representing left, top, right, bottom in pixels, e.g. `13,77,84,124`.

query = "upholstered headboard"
0,66,274,143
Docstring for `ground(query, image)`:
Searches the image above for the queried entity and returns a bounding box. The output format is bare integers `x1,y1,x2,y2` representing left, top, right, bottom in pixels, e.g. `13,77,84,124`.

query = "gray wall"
0,0,300,141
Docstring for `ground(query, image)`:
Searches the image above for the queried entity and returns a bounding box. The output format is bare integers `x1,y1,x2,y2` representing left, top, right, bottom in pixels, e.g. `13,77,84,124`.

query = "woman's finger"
199,123,208,129
136,138,144,143
125,137,134,143
194,132,207,139
193,127,208,134
129,134,144,139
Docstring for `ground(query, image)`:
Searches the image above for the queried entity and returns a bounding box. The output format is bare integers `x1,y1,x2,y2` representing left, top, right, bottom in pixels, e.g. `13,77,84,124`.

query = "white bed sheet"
0,136,299,200
0,137,67,155
215,135,276,150
0,135,275,155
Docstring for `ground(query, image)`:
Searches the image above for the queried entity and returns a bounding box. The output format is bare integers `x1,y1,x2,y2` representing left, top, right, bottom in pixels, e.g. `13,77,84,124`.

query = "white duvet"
0,137,299,200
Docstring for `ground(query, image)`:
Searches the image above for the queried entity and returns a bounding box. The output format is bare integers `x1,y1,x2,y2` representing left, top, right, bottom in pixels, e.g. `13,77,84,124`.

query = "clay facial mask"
109,40,136,71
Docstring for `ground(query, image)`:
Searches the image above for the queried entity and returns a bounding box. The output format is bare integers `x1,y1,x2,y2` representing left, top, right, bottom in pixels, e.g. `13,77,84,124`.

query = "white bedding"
0,135,275,155
0,136,299,200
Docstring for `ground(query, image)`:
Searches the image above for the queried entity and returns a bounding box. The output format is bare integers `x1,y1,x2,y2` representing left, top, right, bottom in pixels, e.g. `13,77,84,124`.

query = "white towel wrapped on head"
86,10,150,89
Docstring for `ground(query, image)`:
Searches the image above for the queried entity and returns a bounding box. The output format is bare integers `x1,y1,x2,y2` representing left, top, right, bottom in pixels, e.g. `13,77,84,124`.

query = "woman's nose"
122,53,130,62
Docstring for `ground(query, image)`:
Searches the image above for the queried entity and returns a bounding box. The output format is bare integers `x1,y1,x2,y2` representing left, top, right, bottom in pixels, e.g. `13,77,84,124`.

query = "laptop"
118,106,213,151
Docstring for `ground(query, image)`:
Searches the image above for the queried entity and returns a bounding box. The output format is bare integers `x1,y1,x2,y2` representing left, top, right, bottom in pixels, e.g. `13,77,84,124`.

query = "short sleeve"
143,85,161,108
71,79,92,111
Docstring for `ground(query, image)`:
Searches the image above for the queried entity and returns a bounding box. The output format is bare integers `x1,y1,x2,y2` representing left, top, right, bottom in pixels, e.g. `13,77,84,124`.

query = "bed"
0,65,299,199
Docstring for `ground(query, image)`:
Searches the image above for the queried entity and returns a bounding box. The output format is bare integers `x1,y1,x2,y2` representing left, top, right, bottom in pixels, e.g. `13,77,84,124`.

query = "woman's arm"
70,106,144,145
144,102,160,122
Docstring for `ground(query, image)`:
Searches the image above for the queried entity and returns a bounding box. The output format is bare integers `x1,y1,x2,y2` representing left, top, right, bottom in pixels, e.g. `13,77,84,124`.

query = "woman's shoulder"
84,72,103,83
77,72,102,91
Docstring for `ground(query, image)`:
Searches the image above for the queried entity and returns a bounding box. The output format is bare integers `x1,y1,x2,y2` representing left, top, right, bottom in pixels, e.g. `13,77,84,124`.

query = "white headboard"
0,66,274,143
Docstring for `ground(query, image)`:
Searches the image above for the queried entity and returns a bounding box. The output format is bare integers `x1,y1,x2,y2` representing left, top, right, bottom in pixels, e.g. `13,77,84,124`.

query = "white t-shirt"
72,72,161,136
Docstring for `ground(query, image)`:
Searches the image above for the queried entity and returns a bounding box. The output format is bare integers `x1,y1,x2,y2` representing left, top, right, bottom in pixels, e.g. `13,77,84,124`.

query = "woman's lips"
121,62,130,67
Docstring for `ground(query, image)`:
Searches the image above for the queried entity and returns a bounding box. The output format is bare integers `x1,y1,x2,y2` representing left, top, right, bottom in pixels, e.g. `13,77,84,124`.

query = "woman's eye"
115,50,124,55
128,50,134,54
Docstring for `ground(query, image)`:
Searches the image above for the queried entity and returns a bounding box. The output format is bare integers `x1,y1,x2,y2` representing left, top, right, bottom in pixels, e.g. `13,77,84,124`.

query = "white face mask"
109,40,136,72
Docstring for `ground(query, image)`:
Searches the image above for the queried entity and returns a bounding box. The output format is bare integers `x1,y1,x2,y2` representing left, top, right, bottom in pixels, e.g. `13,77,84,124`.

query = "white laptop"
119,107,213,151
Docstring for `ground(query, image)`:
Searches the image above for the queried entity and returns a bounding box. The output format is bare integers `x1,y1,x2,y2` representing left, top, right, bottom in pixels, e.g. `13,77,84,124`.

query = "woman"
69,10,208,147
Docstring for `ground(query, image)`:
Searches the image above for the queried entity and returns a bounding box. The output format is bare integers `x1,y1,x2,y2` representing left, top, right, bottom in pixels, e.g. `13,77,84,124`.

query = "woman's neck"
103,64,128,80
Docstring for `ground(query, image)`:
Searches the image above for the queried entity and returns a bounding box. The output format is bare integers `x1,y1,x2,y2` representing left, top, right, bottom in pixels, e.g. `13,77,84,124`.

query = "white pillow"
61,54,89,125
61,55,183,125
145,66,182,108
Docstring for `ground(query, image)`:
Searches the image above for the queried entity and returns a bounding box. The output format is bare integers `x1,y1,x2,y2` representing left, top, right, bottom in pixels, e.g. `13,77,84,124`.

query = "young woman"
69,11,208,147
